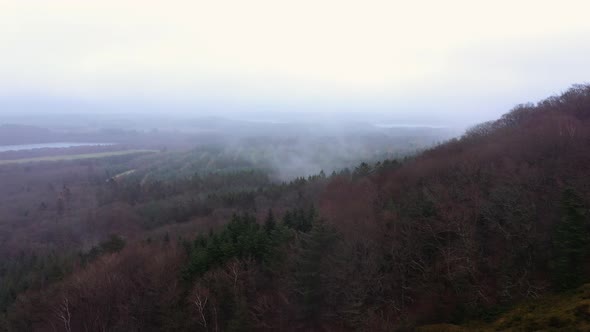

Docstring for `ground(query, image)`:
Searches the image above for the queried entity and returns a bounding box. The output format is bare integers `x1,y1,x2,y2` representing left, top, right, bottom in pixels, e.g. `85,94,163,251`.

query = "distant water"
0,142,114,152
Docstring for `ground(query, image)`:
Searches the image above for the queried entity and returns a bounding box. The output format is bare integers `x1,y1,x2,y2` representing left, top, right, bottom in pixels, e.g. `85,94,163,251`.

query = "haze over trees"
0,85,588,330
3,0,590,330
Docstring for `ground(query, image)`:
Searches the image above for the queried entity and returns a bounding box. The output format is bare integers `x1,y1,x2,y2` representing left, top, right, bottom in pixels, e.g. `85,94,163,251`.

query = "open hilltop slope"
1,85,590,331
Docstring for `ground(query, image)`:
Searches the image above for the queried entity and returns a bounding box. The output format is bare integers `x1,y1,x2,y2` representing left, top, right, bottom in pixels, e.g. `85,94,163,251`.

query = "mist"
2,0,590,129
4,1,590,330
2,0,590,181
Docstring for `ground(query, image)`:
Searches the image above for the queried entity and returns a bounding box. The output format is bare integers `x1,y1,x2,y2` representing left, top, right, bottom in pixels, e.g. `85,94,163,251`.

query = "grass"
416,283,590,331
0,149,158,164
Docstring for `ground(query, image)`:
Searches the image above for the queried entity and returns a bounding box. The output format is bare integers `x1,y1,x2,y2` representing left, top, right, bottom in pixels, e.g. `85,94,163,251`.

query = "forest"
0,85,590,331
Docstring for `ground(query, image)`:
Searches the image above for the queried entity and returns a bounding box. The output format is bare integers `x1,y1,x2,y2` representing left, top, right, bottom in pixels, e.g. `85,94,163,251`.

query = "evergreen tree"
353,162,371,178
551,188,590,290
264,209,276,233
283,210,294,229
294,219,338,321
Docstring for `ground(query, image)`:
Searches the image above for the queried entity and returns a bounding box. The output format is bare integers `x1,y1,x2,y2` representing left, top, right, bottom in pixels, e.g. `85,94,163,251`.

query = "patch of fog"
240,119,290,124
373,123,448,129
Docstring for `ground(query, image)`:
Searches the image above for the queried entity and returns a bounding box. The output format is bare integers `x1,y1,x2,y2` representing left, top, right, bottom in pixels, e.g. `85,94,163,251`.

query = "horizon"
2,1,590,127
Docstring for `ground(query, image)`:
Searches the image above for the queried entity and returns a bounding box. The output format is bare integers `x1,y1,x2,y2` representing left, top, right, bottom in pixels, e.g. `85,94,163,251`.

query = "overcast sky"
1,0,590,125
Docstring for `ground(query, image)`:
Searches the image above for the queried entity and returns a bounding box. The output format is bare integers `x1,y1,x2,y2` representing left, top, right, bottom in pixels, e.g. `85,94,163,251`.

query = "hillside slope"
318,84,590,326
418,283,590,331
2,85,590,331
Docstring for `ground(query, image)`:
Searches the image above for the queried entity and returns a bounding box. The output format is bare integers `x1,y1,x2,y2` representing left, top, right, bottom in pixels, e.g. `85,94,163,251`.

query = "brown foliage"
9,244,184,331
318,84,590,324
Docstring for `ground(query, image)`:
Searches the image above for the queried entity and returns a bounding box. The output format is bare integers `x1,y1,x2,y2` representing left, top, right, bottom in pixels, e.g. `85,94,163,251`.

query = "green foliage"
294,219,338,320
353,162,372,178
138,197,213,229
551,188,590,290
283,206,316,232
181,207,331,329
0,251,74,313
183,213,292,280
264,209,276,233
80,234,126,266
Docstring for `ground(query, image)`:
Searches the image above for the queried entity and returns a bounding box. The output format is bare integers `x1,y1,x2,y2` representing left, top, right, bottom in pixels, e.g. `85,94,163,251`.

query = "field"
0,149,158,164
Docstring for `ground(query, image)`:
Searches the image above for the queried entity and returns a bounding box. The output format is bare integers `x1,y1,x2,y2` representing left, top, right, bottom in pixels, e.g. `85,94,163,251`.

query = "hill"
1,85,589,331
318,84,590,326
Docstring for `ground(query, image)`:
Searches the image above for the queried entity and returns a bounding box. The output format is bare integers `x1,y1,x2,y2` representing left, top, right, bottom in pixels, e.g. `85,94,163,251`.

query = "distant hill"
0,124,54,145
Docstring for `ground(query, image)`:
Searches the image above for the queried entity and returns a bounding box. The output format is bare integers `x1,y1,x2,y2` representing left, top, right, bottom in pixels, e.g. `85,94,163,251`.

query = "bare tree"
53,297,72,332
191,285,210,330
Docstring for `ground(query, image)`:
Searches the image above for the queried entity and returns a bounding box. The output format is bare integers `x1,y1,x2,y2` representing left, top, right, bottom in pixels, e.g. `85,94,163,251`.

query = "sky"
1,0,590,126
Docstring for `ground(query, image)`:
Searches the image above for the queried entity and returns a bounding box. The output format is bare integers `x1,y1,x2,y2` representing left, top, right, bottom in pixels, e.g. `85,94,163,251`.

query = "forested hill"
3,85,590,331
319,84,590,328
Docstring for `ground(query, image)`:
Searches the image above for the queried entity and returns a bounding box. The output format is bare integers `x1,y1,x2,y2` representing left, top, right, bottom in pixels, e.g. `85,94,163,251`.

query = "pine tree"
264,209,276,234
294,219,338,320
551,188,590,290
353,162,371,178
283,210,294,229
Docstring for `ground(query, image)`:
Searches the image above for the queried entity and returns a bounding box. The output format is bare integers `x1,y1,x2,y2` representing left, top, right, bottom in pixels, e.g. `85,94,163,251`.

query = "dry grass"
418,284,590,331
0,149,158,164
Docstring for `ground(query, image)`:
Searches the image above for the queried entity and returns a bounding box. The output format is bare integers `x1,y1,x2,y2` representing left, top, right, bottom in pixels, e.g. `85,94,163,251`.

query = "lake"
0,142,114,152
